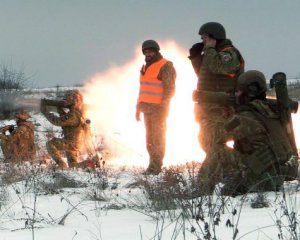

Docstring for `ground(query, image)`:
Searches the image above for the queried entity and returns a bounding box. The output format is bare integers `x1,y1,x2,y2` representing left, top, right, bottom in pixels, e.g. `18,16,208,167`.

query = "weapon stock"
270,72,299,155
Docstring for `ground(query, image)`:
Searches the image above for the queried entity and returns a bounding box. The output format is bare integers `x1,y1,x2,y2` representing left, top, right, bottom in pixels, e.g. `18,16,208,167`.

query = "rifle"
270,72,299,155
0,125,15,134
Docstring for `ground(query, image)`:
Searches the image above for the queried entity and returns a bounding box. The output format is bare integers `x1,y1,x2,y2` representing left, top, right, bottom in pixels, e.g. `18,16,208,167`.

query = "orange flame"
292,111,300,149
82,40,205,167
82,41,300,167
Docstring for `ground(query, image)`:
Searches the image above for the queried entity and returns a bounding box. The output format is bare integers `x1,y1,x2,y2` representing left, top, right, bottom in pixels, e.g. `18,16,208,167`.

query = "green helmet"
15,110,30,120
65,90,83,106
142,40,160,52
198,22,226,40
237,70,267,96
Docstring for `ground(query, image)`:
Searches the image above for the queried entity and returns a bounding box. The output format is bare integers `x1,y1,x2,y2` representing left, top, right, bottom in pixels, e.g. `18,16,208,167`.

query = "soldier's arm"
0,134,8,141
225,113,267,141
157,61,176,106
9,126,30,142
201,46,241,74
0,126,26,147
45,111,81,127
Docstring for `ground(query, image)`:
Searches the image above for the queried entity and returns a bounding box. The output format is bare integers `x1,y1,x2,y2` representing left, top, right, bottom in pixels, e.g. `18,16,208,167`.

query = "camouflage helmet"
15,110,30,120
198,22,226,40
237,70,267,95
142,40,160,53
64,90,83,106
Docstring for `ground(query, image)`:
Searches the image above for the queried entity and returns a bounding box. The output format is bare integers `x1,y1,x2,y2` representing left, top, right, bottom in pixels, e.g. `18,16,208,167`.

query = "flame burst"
82,40,300,167
82,40,205,167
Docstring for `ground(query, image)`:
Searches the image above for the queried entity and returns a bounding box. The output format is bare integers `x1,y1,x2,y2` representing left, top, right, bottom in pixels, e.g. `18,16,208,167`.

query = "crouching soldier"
0,110,36,163
198,70,298,196
41,90,86,169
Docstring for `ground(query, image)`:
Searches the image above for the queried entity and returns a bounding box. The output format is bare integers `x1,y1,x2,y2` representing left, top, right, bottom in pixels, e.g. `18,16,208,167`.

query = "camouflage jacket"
197,39,244,93
0,121,35,161
137,53,176,114
224,99,297,179
43,107,84,146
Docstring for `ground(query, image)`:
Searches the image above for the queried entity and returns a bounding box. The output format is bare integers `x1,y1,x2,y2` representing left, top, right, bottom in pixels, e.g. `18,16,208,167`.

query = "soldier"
41,90,85,169
0,110,36,163
135,40,176,175
198,70,298,196
191,22,244,155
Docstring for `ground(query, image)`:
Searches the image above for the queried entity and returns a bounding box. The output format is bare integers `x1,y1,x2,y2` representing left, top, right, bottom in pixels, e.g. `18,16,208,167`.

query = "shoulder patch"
220,52,233,63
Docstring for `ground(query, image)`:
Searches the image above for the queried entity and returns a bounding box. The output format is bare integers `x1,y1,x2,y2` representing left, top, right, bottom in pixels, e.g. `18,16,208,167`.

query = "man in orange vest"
135,39,176,175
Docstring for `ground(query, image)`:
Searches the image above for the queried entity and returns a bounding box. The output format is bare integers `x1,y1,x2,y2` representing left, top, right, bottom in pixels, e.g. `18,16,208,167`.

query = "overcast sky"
1,0,300,87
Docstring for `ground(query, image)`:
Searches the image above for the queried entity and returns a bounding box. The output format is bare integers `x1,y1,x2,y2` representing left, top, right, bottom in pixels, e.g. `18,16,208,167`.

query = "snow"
0,159,300,239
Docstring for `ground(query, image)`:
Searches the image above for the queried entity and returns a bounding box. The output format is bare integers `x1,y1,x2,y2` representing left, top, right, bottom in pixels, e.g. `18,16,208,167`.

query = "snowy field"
0,160,300,240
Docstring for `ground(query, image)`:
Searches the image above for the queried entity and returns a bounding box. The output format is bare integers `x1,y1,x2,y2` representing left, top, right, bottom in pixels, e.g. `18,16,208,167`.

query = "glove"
135,108,141,121
192,90,199,102
285,155,299,168
188,42,204,59
8,125,14,133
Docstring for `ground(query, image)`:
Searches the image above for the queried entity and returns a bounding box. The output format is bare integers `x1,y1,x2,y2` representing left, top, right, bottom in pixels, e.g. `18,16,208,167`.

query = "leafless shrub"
0,63,32,119
272,181,300,240
0,182,9,211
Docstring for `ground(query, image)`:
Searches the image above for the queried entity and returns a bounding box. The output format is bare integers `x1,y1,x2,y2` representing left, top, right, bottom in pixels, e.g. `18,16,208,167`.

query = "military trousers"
46,137,80,168
143,108,167,172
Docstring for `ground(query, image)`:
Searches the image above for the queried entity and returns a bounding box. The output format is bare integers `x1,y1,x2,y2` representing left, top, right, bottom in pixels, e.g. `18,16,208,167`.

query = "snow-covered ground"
0,162,300,240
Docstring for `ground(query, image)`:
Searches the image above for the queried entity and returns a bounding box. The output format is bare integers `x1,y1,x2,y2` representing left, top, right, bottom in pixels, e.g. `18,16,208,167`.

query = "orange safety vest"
138,58,168,104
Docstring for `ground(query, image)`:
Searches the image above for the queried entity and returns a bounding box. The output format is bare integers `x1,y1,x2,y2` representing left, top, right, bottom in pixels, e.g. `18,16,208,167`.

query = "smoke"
82,40,205,167
0,90,43,119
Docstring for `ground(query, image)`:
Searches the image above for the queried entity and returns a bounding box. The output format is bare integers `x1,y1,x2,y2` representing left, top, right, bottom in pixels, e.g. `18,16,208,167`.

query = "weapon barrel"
42,99,65,107
272,72,290,111
272,72,298,154
193,90,235,106
18,98,41,109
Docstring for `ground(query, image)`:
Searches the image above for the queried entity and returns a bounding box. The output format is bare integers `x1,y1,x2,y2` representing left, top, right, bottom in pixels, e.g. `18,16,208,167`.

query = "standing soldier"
0,110,36,163
136,40,176,175
191,22,244,178
198,70,298,196
41,90,85,169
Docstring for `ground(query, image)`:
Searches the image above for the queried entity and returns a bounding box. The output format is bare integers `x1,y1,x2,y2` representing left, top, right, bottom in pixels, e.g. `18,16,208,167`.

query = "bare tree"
0,63,31,119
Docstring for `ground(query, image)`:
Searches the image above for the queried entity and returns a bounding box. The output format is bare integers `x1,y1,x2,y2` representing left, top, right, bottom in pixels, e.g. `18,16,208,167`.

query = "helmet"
237,70,267,96
142,40,160,53
15,110,30,120
65,90,83,107
198,22,226,40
